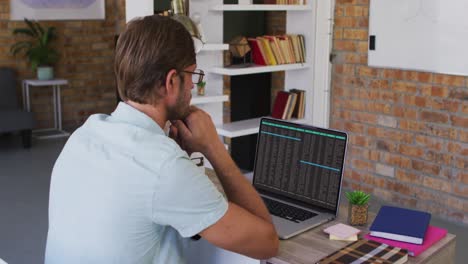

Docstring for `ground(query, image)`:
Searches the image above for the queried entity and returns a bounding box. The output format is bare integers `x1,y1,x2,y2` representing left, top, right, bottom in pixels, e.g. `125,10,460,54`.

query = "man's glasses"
182,69,205,85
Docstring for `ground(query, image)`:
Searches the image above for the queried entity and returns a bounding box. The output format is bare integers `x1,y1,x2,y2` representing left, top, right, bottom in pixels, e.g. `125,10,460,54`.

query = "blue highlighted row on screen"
299,160,340,172
260,131,301,141
262,121,346,140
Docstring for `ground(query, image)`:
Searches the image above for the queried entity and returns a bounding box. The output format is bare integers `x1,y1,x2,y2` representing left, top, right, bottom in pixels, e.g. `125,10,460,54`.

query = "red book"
248,38,267,66
271,91,290,119
365,225,447,257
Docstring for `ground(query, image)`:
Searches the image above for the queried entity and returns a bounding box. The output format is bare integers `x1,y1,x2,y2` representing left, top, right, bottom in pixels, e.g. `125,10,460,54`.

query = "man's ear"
164,69,179,95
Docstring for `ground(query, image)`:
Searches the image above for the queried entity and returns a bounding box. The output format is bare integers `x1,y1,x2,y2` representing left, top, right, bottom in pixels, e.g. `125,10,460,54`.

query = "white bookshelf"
191,90,228,105
211,4,312,11
216,117,307,138
201,43,229,51
209,63,309,76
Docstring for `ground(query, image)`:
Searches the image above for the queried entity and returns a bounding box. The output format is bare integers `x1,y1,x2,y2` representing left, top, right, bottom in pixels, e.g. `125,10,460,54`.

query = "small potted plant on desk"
346,190,370,226
10,18,59,80
197,80,206,96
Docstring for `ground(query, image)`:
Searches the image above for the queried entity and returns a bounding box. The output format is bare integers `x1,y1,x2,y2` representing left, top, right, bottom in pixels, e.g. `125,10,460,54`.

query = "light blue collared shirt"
45,102,228,264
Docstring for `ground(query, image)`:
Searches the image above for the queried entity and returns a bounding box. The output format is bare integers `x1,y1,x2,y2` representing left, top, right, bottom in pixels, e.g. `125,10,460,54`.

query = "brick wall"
0,0,126,130
331,0,467,224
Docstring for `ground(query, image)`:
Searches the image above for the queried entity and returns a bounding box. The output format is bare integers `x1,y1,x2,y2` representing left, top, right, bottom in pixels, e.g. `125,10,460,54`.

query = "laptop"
252,117,348,239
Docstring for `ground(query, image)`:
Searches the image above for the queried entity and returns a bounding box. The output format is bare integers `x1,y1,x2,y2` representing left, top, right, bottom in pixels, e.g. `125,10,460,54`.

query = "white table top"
24,79,68,86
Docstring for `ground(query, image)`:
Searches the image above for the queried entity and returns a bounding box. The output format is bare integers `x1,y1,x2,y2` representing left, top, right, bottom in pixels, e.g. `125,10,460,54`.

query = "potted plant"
10,18,59,80
197,80,206,96
346,190,370,226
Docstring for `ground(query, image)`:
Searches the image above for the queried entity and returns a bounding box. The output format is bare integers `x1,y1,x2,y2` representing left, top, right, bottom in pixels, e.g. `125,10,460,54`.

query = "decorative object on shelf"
171,0,205,53
345,190,370,226
11,18,59,80
197,80,206,96
191,12,207,44
228,35,252,68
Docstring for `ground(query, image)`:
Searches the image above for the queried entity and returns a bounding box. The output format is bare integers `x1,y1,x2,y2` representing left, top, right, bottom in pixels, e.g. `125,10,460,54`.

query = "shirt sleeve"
152,153,228,238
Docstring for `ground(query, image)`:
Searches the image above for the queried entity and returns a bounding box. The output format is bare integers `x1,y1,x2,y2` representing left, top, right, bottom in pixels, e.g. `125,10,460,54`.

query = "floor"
0,134,466,264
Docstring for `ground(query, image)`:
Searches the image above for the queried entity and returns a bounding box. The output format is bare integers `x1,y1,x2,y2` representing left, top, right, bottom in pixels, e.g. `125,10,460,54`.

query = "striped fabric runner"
317,239,408,264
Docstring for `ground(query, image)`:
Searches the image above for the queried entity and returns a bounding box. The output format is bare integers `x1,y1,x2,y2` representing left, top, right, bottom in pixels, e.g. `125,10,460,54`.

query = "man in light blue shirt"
45,15,278,264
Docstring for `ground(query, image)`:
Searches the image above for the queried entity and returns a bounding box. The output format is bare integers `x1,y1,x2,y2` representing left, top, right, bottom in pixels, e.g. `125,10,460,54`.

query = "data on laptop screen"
253,118,347,211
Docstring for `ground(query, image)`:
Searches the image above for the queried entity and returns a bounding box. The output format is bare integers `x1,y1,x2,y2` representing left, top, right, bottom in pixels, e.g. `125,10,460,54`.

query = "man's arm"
170,108,279,259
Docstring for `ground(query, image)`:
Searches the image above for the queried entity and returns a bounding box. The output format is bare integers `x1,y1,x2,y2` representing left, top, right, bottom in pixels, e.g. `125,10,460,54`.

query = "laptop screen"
253,118,347,213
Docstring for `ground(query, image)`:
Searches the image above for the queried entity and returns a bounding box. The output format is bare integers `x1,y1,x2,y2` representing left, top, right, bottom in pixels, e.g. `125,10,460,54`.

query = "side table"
22,79,70,139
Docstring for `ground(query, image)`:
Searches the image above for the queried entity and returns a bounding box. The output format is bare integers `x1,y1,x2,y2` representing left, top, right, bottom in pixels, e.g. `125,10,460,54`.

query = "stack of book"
248,34,305,66
271,89,305,120
366,206,447,257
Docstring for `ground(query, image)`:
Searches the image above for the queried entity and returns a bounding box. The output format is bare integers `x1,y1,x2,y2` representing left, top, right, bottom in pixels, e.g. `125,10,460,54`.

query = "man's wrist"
203,140,226,162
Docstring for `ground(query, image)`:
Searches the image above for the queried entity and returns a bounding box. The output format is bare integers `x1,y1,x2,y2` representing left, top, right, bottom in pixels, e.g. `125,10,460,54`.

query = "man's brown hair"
115,15,196,104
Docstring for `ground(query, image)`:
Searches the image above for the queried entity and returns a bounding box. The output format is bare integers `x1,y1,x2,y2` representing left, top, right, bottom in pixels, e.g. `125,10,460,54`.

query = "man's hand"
169,106,222,157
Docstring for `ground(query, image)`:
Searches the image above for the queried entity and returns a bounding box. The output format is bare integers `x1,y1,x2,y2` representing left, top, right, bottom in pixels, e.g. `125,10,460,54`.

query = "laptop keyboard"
262,197,317,223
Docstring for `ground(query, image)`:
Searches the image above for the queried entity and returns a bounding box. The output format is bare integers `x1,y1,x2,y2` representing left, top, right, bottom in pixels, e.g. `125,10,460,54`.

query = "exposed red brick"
420,85,449,98
344,5,369,17
453,185,468,197
455,171,468,185
423,177,451,193
334,40,358,51
357,66,379,77
396,169,423,184
450,115,468,128
420,111,449,124
415,135,443,151
399,145,425,158
393,107,418,120
411,160,441,175
392,81,418,93
434,74,465,87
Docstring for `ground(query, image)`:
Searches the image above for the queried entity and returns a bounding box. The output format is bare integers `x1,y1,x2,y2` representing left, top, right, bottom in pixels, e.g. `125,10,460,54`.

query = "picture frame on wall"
10,0,105,20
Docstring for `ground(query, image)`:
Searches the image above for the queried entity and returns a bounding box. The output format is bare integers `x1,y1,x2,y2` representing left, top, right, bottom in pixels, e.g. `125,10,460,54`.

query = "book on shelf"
283,92,297,120
317,239,408,264
365,225,447,257
290,89,305,119
257,37,277,65
248,34,305,66
271,89,305,120
370,206,431,245
247,38,267,65
271,91,290,119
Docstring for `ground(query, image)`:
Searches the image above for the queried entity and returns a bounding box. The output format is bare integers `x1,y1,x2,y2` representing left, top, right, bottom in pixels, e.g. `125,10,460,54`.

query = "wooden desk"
205,170,456,264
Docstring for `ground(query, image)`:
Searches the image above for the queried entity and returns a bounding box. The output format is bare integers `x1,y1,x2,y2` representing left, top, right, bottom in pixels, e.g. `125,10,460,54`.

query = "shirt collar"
111,102,165,135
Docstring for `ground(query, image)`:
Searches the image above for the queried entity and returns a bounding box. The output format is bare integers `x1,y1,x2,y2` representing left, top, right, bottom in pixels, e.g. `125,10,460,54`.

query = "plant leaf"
35,19,45,36
10,41,32,55
12,28,35,37
24,18,39,38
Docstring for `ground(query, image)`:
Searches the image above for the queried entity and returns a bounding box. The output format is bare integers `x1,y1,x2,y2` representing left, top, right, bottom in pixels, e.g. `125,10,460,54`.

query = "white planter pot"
37,66,54,80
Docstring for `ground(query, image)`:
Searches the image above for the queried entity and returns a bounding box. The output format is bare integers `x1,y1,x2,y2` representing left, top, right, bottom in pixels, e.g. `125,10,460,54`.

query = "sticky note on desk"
323,223,361,239
329,234,358,241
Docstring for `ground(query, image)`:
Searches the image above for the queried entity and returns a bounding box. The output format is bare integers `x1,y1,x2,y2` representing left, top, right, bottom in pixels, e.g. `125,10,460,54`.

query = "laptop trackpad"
272,214,330,240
